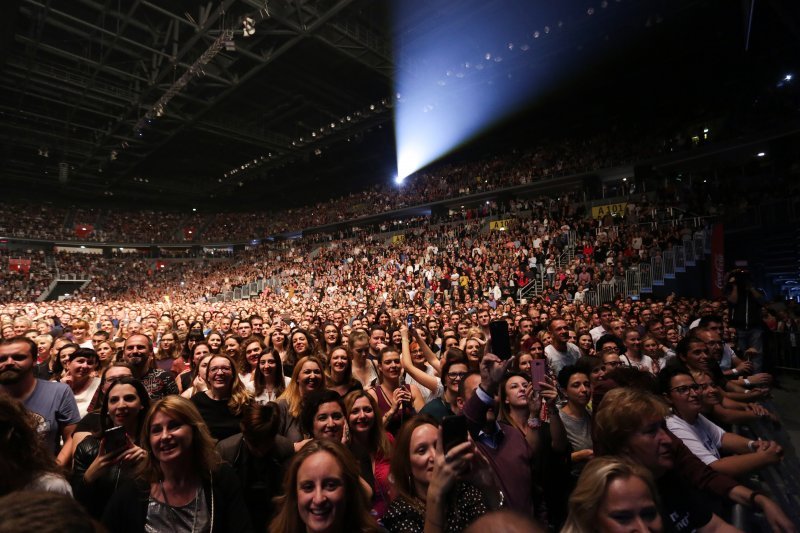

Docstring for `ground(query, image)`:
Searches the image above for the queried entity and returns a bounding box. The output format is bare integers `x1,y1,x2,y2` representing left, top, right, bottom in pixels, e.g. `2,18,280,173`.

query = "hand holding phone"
441,415,469,453
530,359,546,391
103,426,129,455
489,320,512,360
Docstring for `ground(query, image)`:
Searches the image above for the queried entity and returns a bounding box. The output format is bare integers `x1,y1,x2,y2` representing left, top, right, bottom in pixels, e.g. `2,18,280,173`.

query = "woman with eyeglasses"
321,322,343,357
417,353,469,423
190,354,252,441
659,366,782,478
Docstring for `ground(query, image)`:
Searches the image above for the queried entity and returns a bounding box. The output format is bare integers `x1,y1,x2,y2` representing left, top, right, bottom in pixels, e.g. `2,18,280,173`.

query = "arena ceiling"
0,0,797,210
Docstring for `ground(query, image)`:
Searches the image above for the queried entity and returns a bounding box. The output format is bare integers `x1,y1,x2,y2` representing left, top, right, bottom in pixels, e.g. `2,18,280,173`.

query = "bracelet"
732,368,739,375
747,440,757,452
527,416,542,429
744,378,752,387
749,490,765,510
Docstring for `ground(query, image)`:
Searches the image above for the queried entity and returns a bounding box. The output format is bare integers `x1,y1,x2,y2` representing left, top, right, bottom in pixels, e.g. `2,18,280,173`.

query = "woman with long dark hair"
253,350,288,404
345,390,394,518
71,377,151,518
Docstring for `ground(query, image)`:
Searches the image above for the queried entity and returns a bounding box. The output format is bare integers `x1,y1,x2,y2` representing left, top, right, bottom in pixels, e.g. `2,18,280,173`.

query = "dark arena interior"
1,0,800,531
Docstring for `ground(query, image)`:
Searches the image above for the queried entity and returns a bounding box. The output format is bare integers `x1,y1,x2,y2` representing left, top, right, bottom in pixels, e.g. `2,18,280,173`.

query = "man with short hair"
91,330,110,351
122,334,178,400
0,336,79,466
589,307,613,344
238,320,253,339
368,326,386,360
220,316,232,334
249,315,264,337
545,318,581,375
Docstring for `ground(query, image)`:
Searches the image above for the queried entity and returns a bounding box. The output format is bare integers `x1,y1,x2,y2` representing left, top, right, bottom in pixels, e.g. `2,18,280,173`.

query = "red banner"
9,258,31,275
709,223,725,298
74,224,94,238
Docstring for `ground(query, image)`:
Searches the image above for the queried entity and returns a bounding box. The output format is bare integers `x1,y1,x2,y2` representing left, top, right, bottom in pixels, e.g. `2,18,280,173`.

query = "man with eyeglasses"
122,334,178,400
660,366,782,478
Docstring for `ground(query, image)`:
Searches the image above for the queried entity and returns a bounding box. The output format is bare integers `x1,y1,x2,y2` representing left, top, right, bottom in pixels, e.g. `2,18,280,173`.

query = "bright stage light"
393,174,405,185
392,1,568,179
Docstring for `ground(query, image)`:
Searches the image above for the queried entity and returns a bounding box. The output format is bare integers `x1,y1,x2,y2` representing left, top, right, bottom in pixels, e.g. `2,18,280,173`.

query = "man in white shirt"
544,318,581,375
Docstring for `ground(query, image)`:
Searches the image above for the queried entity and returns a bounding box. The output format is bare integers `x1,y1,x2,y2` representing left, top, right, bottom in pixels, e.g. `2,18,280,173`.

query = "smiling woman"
102,396,254,532
269,439,380,533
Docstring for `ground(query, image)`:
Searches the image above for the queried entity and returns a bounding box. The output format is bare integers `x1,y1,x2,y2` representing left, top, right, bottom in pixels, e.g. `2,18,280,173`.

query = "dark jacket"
216,432,294,531
102,463,253,533
72,435,130,519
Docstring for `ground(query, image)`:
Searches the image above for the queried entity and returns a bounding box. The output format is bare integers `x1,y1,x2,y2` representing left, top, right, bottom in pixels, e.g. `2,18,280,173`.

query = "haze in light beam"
392,0,583,179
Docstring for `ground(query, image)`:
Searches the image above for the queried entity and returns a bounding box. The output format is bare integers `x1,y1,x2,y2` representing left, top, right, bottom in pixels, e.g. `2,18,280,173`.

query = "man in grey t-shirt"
0,336,79,465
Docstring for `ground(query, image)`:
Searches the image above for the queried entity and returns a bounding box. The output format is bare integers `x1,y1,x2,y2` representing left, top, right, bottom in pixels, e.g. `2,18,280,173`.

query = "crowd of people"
0,120,725,245
2,133,799,532
2,173,799,531
1,264,797,532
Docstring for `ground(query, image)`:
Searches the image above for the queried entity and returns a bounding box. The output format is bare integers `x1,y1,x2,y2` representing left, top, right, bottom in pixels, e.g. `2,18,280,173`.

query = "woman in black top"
72,377,150,518
190,354,251,441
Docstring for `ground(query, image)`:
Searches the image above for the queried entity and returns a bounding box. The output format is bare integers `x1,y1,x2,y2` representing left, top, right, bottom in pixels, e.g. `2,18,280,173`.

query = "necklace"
159,480,200,533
